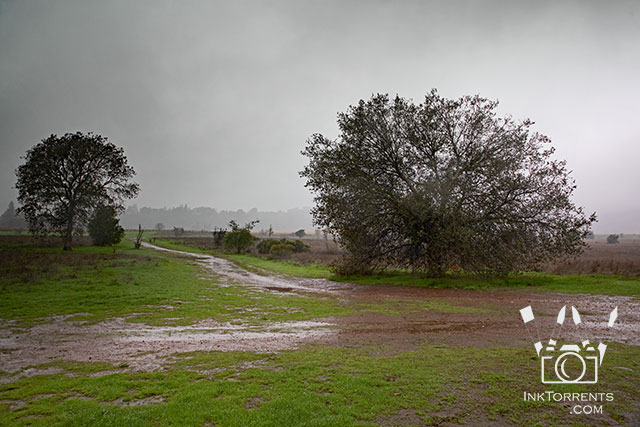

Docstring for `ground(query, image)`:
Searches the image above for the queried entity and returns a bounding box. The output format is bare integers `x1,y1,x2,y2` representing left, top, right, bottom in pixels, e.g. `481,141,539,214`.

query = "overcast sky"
1,0,639,232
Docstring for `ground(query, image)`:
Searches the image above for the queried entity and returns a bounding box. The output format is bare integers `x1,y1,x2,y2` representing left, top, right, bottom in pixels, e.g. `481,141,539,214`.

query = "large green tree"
16,132,139,250
300,91,595,276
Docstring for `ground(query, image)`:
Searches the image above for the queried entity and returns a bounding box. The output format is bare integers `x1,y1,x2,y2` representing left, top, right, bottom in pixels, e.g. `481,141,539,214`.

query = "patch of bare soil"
328,286,640,353
376,408,427,426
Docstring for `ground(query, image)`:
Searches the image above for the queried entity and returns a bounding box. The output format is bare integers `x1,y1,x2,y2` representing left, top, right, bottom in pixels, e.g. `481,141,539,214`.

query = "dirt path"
1,243,638,380
140,241,355,293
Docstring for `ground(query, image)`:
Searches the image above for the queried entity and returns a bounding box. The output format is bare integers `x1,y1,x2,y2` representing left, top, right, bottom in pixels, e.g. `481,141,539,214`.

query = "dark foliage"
15,132,139,250
87,205,125,246
300,91,595,276
223,220,259,253
256,238,311,255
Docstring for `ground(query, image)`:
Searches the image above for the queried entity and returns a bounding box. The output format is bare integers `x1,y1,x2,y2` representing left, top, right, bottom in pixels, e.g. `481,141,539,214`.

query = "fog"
1,0,639,233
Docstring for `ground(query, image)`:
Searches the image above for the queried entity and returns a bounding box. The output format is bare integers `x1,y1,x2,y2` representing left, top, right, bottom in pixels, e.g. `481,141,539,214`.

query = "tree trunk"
63,215,74,251
426,258,446,278
426,267,445,278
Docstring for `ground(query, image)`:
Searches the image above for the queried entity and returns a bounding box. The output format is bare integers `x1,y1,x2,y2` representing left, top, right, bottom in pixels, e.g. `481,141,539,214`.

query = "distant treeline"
0,201,27,229
120,205,315,233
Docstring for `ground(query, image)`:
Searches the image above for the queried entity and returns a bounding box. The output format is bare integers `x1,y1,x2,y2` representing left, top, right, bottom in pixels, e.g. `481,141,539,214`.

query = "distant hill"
119,205,315,233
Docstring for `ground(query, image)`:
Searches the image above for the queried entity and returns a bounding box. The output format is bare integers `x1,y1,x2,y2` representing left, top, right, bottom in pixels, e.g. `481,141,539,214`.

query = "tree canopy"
16,132,139,250
300,91,595,276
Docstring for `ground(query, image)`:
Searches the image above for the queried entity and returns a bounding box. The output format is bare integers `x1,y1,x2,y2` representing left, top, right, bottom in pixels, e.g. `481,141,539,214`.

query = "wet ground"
1,243,638,380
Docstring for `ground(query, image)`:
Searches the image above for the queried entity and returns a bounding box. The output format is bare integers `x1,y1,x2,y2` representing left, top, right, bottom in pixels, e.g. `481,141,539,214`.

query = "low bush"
257,238,310,255
224,229,255,253
88,206,124,246
269,243,294,259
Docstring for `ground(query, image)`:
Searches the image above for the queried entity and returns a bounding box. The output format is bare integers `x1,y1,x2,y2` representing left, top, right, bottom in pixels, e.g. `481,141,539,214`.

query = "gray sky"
1,0,639,233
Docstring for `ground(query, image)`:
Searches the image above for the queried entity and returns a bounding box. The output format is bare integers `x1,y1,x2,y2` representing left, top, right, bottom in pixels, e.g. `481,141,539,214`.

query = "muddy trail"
1,243,638,380
140,241,356,294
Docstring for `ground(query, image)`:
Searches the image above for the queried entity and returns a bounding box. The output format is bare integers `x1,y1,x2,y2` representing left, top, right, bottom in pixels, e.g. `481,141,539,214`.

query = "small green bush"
269,243,294,259
88,205,124,246
224,229,254,253
256,239,276,254
257,238,310,255
291,239,310,253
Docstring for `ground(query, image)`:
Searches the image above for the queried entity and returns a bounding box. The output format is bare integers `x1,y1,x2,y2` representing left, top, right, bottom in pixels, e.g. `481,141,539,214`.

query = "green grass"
149,238,332,278
151,238,640,297
143,238,211,255
334,271,640,297
222,253,331,279
1,236,639,425
0,239,490,327
0,240,351,327
1,344,638,426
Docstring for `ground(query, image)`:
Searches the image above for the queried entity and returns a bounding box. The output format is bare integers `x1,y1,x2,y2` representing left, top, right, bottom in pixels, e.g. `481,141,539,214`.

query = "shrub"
223,220,259,253
224,229,254,253
257,238,310,255
212,226,226,249
607,234,620,244
291,239,311,253
88,205,124,246
257,239,277,254
269,243,294,259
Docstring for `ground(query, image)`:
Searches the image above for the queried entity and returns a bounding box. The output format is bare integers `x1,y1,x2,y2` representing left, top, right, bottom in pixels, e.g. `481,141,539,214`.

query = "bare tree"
134,224,144,249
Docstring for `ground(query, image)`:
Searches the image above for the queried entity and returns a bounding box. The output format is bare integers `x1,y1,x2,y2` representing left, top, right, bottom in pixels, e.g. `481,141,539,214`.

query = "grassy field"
2,344,639,426
1,235,639,425
0,237,351,327
151,238,640,297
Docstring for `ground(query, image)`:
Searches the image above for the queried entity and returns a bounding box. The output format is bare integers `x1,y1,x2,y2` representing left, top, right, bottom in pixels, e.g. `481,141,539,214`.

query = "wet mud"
1,242,637,379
